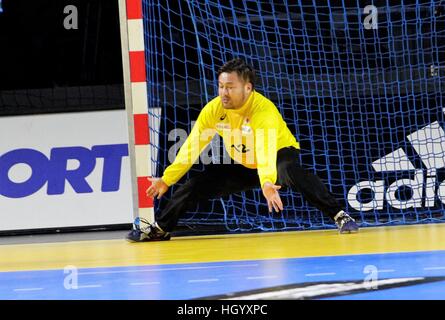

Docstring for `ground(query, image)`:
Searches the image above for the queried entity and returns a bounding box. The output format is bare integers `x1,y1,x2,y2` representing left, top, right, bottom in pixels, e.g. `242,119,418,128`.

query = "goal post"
118,0,154,224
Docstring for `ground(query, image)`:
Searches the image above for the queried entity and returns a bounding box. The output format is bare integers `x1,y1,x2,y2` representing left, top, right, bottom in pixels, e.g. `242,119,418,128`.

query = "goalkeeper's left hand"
262,182,283,213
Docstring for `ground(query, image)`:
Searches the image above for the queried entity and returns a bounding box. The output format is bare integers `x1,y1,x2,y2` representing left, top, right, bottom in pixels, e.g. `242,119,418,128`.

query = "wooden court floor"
1,223,445,299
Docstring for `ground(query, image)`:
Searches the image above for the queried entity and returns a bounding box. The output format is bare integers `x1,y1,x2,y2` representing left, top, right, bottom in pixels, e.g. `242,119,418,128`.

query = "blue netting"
143,0,445,231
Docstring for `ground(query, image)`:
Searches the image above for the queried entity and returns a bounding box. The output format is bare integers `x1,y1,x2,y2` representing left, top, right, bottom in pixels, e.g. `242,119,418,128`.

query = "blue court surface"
1,250,445,300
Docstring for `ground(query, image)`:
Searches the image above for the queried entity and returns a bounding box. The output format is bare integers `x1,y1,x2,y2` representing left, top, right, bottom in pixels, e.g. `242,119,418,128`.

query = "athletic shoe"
335,212,359,234
126,217,171,242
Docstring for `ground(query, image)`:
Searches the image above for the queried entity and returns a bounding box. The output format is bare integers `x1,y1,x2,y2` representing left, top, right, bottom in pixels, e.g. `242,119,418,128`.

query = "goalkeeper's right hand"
146,177,169,199
262,182,283,213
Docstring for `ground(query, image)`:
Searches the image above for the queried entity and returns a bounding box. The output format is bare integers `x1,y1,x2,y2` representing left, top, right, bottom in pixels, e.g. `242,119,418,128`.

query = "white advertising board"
0,110,134,231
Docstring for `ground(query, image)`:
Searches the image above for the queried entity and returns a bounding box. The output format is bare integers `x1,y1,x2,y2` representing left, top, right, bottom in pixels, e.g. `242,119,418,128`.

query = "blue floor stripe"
1,250,445,299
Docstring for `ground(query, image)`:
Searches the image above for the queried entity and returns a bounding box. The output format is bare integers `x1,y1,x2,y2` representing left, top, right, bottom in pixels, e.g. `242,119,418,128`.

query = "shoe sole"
125,236,171,243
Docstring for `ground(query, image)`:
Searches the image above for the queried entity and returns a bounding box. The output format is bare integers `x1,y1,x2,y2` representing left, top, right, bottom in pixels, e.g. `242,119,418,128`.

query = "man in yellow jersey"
127,58,358,242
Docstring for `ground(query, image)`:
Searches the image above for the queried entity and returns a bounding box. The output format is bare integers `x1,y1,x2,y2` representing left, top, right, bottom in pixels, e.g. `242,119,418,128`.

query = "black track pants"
156,147,343,231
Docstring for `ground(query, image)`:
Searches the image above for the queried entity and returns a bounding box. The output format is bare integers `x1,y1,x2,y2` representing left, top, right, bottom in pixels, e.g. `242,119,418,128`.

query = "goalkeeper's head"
217,58,256,110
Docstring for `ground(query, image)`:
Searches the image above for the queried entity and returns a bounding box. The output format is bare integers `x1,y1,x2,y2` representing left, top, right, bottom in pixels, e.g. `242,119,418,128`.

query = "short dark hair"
217,58,256,89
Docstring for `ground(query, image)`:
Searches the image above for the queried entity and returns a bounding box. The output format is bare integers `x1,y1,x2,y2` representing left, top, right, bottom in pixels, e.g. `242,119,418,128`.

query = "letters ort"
0,144,128,198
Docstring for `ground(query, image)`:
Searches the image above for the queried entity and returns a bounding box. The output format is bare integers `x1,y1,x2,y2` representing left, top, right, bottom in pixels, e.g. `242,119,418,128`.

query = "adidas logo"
347,120,445,211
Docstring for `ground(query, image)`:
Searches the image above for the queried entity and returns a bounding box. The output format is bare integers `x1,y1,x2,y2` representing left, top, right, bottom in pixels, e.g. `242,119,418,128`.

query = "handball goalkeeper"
127,58,359,242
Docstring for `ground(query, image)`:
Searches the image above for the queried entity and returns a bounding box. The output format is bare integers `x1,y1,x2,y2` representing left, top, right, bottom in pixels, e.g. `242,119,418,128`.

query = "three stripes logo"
347,120,445,211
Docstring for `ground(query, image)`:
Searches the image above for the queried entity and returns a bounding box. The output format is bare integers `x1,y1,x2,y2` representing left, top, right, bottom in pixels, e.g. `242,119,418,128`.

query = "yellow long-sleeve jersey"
161,91,300,188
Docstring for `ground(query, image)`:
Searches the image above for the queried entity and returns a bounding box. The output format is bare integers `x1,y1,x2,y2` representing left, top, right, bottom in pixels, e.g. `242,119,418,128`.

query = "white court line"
423,266,445,270
188,278,219,283
76,285,102,289
13,288,44,292
305,272,336,277
130,282,160,286
246,275,278,280
78,264,259,275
